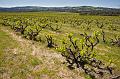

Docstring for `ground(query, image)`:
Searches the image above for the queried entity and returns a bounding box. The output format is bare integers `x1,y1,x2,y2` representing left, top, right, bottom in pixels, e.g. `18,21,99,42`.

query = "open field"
0,12,120,79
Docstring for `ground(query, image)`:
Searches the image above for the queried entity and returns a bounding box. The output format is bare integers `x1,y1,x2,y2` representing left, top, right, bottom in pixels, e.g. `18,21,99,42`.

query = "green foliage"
61,32,113,79
0,12,120,79
45,34,55,47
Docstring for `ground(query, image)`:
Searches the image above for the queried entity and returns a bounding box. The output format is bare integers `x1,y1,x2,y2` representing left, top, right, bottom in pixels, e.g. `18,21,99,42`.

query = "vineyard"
0,12,120,79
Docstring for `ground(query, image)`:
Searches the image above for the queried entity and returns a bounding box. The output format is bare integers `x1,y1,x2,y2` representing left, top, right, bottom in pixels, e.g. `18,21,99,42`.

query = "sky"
0,0,120,8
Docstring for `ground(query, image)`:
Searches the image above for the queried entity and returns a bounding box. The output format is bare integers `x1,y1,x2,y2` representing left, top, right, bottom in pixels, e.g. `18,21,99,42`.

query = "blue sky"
0,0,120,8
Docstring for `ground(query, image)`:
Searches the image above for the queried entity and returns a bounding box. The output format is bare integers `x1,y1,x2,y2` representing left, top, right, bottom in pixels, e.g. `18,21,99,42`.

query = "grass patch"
0,28,43,79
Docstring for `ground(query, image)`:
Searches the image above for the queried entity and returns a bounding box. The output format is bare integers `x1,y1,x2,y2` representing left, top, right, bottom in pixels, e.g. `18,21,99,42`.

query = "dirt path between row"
1,27,84,79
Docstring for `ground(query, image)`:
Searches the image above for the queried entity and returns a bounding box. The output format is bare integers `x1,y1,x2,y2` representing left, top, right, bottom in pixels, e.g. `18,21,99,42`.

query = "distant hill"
0,6,120,15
